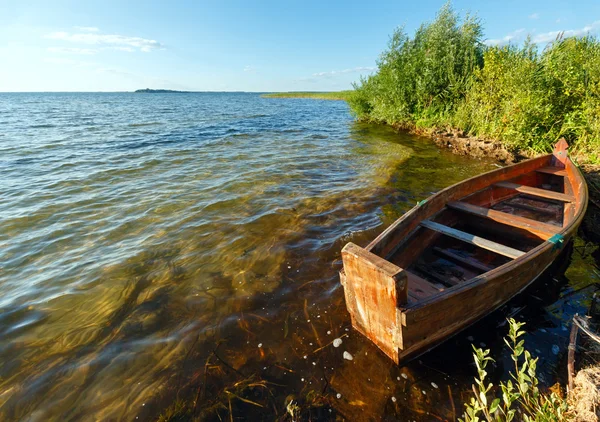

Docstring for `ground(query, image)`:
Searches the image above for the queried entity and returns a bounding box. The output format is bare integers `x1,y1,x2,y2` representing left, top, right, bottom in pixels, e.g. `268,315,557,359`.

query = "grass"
262,91,353,101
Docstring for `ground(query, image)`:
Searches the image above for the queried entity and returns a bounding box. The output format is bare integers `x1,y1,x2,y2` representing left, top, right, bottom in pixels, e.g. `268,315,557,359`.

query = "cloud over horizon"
312,66,376,78
47,47,97,55
486,20,600,46
45,28,164,52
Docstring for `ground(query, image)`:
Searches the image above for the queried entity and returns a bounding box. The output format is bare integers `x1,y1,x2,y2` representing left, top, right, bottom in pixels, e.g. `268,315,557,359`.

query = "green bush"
461,319,567,421
350,3,600,160
348,2,484,127
455,36,600,157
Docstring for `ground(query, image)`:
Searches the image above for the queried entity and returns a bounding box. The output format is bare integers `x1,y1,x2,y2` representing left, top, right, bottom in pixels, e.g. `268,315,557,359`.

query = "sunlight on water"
0,93,597,421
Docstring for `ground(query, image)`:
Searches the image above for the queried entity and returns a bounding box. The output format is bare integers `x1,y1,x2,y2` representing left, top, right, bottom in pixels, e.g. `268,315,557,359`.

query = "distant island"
134,88,189,93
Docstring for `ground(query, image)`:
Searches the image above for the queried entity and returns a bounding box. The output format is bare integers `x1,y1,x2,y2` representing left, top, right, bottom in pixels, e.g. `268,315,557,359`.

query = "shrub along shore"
348,4,599,165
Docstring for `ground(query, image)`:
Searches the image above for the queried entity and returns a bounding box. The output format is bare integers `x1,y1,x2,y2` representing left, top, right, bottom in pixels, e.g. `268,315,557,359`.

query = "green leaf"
520,382,529,394
489,398,501,414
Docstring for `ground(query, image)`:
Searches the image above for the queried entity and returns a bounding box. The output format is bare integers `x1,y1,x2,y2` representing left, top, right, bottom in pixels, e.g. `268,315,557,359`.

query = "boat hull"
340,142,587,364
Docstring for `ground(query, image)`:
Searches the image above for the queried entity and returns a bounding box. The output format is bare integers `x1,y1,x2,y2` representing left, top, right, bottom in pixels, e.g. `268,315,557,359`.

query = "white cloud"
486,20,600,47
529,13,540,20
485,29,526,46
312,66,376,78
43,57,96,67
243,65,256,72
45,30,163,52
107,46,135,52
47,47,97,55
74,26,99,32
532,20,600,43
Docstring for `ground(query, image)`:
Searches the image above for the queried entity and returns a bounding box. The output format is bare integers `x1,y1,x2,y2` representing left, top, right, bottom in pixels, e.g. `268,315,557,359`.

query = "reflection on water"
0,93,598,421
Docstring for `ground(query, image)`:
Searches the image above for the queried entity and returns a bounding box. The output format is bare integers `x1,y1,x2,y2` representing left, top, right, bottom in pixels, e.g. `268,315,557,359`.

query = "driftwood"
568,314,600,392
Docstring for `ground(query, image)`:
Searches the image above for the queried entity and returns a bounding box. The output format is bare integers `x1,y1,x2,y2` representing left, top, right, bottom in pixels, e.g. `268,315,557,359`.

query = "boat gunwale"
367,154,588,312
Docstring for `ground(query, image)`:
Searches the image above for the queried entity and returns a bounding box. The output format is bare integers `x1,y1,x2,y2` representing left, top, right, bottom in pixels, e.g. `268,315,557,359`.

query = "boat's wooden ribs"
447,201,560,239
495,181,575,202
420,220,525,259
432,246,494,272
536,166,567,177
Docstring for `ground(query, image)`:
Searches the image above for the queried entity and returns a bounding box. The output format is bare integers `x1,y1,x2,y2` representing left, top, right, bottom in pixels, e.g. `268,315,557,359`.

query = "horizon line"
0,90,348,94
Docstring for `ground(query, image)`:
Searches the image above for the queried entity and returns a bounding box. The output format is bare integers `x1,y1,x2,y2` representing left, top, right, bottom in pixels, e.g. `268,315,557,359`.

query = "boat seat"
495,182,575,202
420,220,525,259
447,201,560,239
536,166,567,177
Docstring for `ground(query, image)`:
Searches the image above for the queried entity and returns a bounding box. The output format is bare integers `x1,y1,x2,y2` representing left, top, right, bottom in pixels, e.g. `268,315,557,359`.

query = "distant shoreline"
261,91,351,101
134,88,190,93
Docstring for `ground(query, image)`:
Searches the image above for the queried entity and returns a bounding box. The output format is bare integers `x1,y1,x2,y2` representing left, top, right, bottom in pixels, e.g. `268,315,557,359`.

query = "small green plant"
461,319,568,421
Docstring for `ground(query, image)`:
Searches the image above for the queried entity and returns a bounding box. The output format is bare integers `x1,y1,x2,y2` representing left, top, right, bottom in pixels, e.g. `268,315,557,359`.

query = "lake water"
0,92,598,421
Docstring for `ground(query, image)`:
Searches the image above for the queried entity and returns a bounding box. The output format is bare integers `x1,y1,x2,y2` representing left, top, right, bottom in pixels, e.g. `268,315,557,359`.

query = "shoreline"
262,91,352,101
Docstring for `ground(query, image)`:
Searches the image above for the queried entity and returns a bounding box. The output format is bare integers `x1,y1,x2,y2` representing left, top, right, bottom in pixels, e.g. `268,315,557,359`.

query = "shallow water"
0,93,598,421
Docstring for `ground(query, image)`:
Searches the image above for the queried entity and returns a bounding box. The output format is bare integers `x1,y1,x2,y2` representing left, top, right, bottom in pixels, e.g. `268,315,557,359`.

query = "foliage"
262,91,352,101
460,319,568,422
455,36,600,157
350,2,600,161
348,2,483,128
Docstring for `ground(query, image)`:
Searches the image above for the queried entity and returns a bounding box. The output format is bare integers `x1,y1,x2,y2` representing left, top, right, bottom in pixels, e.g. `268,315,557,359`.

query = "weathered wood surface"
536,166,567,177
552,138,569,167
502,199,559,215
432,246,494,272
447,201,560,239
340,141,587,364
420,220,525,259
398,242,564,361
495,181,575,202
406,271,444,301
341,243,406,361
366,154,551,258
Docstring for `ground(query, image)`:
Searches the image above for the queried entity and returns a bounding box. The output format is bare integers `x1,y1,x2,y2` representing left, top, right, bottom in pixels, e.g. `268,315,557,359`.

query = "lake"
0,92,597,421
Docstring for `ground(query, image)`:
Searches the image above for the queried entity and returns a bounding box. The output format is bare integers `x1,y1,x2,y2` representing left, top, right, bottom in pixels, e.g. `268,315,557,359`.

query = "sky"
0,0,599,92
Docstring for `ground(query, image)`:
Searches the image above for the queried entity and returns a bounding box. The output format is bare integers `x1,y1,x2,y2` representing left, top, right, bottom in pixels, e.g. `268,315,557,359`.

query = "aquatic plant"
460,318,567,421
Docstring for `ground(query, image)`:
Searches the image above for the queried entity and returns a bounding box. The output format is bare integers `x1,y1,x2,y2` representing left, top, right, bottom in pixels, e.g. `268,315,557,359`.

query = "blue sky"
0,0,599,92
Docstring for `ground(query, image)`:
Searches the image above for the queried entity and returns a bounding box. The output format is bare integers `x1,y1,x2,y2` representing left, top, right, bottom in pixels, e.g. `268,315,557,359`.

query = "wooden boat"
340,140,588,364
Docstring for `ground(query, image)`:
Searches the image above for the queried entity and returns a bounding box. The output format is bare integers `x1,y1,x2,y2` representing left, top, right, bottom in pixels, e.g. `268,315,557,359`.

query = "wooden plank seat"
447,201,560,239
420,220,525,259
536,166,567,177
495,181,575,202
